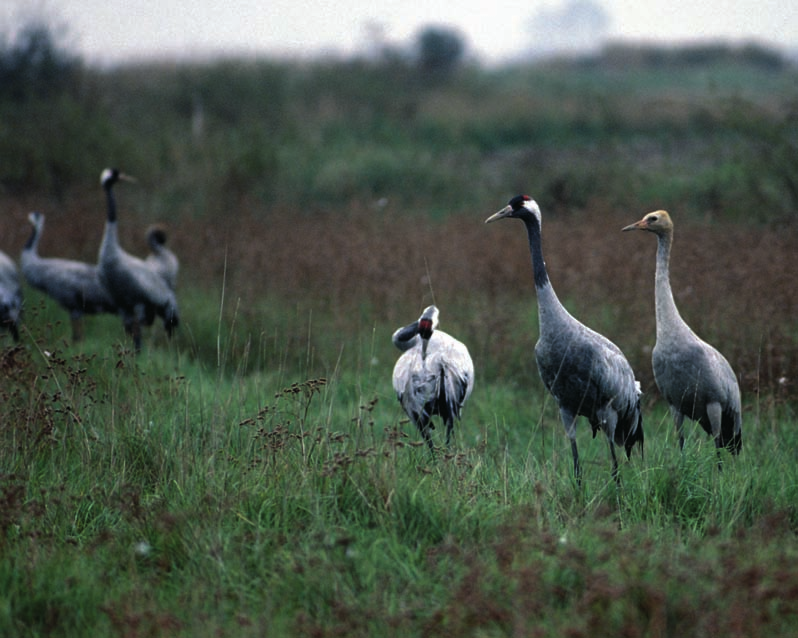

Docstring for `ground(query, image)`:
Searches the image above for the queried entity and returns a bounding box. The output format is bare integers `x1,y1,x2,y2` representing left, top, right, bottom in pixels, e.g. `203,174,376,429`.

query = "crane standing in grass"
622,210,742,459
0,250,22,341
392,305,474,453
20,211,116,342
486,195,644,485
99,168,179,352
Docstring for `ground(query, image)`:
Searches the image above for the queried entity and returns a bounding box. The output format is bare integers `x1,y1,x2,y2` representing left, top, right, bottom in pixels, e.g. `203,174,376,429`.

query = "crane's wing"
437,334,474,407
393,349,440,425
536,326,639,421
653,338,739,417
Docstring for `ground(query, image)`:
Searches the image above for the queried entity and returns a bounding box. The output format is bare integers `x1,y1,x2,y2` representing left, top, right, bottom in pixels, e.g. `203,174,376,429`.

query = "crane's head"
622,210,673,234
146,224,169,248
485,194,541,225
100,168,136,189
418,305,439,359
27,211,44,229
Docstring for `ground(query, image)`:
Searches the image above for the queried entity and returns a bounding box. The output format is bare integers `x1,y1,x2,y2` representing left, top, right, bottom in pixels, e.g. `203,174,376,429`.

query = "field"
2,37,798,636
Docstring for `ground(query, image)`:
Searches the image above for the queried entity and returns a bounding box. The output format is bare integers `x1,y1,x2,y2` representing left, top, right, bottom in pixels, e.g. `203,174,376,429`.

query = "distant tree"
415,26,465,83
0,19,80,101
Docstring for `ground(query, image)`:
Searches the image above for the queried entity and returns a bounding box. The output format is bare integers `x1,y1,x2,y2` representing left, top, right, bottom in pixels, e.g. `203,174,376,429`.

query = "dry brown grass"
1,194,795,398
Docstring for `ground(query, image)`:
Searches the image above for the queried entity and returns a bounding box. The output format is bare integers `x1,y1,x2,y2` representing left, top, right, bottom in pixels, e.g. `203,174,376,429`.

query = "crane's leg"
416,417,435,456
123,314,142,353
70,313,84,342
670,407,686,451
131,320,142,352
600,409,621,486
164,303,178,338
706,402,724,470
608,439,620,485
560,407,581,487
571,440,581,487
445,417,455,448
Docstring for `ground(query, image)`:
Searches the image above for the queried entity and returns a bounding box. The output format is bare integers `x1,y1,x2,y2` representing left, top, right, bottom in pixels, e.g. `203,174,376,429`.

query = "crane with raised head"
622,210,741,460
20,211,116,341
392,305,474,453
486,195,644,485
98,168,179,352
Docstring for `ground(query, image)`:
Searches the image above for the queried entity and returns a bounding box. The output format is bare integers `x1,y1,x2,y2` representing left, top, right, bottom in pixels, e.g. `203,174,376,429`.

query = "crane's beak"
485,204,513,224
118,172,137,184
421,337,429,361
621,219,646,232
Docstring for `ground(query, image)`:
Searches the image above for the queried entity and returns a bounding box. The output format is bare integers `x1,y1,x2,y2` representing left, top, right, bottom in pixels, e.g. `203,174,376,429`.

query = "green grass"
2,284,798,636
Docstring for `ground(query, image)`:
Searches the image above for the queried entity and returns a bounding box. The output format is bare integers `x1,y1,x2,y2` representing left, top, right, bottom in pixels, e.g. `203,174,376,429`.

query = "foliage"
415,25,466,83
594,41,788,71
1,19,796,218
0,19,81,101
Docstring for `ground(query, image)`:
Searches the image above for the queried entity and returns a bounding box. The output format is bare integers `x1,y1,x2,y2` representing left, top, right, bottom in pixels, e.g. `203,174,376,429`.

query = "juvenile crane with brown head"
623,210,742,460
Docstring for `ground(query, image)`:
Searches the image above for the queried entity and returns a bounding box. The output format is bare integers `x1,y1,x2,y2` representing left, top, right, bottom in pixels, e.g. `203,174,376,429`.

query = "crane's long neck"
105,185,118,223
654,230,689,341
23,222,40,254
101,185,119,259
523,216,570,329
392,321,420,352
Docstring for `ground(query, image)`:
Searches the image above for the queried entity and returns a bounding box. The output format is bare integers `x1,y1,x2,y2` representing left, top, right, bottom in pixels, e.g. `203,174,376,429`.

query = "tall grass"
2,300,797,636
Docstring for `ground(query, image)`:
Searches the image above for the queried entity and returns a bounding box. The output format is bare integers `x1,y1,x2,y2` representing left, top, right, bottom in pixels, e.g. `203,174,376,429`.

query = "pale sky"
2,0,796,65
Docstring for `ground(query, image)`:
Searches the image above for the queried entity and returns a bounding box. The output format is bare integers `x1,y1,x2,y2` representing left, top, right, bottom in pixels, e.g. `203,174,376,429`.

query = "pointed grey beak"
421,337,429,361
485,204,513,224
621,219,645,232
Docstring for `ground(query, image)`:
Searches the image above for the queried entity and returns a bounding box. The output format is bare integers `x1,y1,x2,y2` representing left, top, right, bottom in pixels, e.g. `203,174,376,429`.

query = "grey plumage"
392,305,474,452
622,210,742,458
99,168,179,352
0,250,22,341
486,195,643,485
145,224,179,290
20,211,116,341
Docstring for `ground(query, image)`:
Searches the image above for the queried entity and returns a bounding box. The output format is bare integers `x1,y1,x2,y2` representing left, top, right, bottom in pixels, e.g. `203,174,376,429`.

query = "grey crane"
20,211,116,341
0,250,22,341
392,305,474,452
486,195,644,485
144,224,179,291
622,210,742,459
99,168,179,352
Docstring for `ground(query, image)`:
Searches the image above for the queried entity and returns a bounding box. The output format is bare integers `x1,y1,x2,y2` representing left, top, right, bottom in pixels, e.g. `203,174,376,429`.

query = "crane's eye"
646,215,658,224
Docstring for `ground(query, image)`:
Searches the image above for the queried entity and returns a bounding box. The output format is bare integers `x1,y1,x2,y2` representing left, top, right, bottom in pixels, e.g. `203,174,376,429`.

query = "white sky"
2,0,796,65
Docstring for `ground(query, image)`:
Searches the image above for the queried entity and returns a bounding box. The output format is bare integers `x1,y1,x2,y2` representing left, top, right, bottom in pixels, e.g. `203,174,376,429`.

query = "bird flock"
393,195,741,485
1,168,179,352
1,180,742,484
